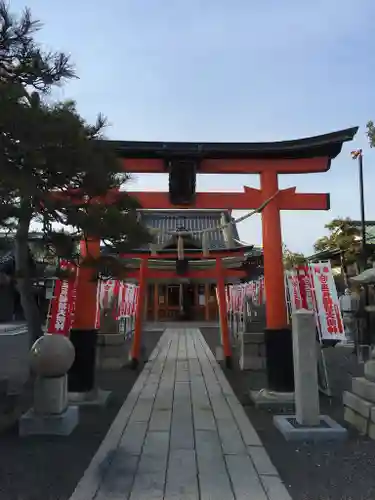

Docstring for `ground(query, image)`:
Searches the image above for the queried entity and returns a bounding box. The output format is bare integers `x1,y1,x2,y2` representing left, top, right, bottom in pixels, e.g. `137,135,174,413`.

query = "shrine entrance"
65,127,358,397
147,283,218,322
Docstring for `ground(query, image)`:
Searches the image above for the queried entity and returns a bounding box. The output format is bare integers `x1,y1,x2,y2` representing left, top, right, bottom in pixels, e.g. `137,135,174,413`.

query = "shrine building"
127,209,263,322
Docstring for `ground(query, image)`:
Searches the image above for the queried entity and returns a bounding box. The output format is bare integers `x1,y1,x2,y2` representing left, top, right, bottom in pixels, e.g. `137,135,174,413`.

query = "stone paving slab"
69,328,291,500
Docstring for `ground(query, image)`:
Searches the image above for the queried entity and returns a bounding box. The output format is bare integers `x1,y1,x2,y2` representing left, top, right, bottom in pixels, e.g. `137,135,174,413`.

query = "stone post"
292,309,320,426
19,334,79,436
273,309,347,440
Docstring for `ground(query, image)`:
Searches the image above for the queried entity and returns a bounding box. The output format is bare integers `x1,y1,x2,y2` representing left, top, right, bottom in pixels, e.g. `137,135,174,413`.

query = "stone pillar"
292,309,320,426
273,309,347,441
34,375,69,414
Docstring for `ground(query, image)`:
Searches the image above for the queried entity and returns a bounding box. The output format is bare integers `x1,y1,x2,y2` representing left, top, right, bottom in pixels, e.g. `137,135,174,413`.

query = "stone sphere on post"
30,334,75,378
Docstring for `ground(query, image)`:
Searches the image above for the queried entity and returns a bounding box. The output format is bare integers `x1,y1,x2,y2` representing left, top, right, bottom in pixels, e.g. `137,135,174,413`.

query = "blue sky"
13,0,375,254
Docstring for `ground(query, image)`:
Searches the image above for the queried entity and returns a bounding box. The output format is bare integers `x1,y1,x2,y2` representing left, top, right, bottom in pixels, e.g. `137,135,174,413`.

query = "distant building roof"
306,248,342,262
138,209,242,250
307,220,375,262
351,220,375,244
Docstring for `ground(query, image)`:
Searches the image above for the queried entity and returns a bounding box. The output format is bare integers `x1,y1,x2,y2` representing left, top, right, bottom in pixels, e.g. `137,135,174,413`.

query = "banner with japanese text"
285,270,303,311
117,282,139,318
311,262,345,340
99,279,120,310
296,265,316,311
224,277,265,314
285,263,344,340
227,262,344,340
47,260,77,335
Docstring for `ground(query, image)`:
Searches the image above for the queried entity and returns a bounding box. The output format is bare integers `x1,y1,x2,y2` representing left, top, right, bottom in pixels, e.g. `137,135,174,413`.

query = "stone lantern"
19,334,79,436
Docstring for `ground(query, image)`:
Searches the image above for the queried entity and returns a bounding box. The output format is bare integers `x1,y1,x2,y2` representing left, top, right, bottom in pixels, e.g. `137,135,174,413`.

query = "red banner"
286,263,344,340
116,282,139,318
286,271,303,311
47,260,77,335
296,265,315,311
225,279,265,313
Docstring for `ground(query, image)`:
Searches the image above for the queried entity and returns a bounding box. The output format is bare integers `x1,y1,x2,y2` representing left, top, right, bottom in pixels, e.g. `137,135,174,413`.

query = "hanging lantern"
202,232,209,257
177,235,184,260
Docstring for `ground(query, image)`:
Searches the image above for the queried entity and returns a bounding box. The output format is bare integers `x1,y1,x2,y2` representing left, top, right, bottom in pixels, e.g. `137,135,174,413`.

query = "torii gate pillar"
68,238,100,395
260,170,287,328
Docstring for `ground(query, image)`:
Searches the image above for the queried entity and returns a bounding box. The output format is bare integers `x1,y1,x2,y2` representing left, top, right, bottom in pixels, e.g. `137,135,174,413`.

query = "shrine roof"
108,127,358,160
137,209,242,250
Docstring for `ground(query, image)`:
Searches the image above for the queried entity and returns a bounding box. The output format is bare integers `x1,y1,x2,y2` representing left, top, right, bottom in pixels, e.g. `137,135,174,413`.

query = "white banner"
311,262,345,340
99,279,118,309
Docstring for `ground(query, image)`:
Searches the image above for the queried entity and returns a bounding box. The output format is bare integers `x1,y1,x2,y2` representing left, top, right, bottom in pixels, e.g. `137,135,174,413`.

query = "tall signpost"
351,148,371,346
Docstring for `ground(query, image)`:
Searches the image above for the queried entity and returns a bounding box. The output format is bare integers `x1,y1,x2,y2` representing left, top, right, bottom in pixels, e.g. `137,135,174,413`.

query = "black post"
264,328,295,392
356,150,371,345
68,328,98,393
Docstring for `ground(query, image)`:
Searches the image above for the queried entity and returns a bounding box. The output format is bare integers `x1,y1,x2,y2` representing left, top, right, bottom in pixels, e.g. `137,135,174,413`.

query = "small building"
0,213,263,324
125,209,262,322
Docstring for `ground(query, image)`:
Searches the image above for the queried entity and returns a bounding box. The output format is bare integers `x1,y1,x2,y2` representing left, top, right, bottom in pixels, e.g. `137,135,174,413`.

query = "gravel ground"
0,329,163,500
2,326,373,500
201,327,375,500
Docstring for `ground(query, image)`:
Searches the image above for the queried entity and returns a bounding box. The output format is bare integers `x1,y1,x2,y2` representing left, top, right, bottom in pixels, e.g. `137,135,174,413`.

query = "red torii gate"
69,128,357,394
127,255,244,368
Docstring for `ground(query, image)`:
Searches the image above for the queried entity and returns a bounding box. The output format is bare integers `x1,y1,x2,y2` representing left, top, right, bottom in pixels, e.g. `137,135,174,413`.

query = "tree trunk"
14,214,43,344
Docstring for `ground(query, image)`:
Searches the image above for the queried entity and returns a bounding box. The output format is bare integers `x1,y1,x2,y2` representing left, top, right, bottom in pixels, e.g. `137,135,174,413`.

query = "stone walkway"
69,328,291,500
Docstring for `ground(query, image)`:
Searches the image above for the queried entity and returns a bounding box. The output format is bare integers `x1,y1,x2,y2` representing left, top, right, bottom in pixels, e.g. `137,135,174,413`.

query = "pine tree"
0,3,151,339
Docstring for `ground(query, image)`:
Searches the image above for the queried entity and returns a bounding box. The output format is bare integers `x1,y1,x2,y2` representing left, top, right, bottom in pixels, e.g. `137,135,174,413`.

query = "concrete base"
19,406,79,436
68,388,111,407
344,406,368,435
343,377,375,436
240,355,266,371
273,414,347,442
250,388,295,411
215,345,224,361
96,332,131,370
